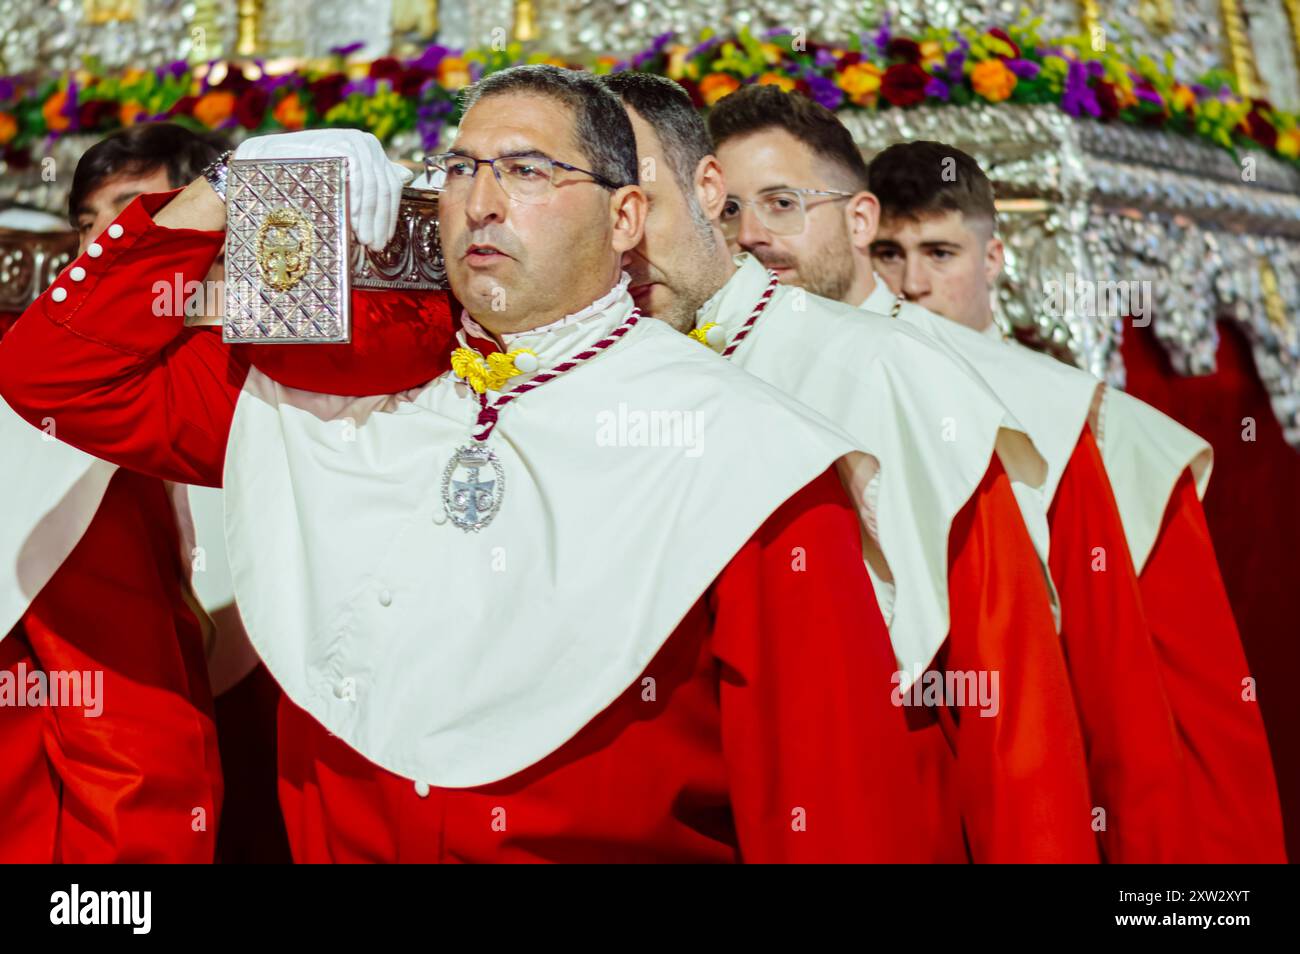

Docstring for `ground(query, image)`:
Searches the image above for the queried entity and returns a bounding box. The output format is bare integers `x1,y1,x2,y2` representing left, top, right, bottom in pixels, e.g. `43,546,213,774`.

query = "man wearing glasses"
606,71,1103,863
707,84,1208,863
0,65,930,863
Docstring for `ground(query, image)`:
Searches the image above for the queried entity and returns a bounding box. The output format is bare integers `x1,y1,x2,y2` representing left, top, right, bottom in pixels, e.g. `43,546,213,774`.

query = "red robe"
1139,471,1287,861
0,191,931,862
1047,430,1190,862
0,377,221,862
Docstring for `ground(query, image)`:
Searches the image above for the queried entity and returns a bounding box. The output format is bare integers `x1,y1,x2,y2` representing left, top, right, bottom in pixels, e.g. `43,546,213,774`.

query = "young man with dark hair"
868,139,1286,863
0,122,227,861
708,83,1209,863
0,65,929,862
606,71,1109,863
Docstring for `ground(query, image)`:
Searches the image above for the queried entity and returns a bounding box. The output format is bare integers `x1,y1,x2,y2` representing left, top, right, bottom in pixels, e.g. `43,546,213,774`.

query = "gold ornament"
255,206,314,292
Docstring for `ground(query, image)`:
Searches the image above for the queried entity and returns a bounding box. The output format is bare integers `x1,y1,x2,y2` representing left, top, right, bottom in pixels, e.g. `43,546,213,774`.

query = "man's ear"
695,155,728,221
984,233,1005,285
846,190,880,252
610,184,648,254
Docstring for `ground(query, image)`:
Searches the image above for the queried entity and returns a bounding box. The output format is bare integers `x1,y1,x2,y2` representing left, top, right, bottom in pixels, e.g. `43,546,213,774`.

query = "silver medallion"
441,443,505,532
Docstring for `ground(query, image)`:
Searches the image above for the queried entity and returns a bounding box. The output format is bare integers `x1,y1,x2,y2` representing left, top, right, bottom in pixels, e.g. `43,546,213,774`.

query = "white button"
69,266,86,281
705,325,726,349
86,242,103,258
50,287,67,302
107,224,124,239
378,589,392,607
333,681,348,699
414,781,430,798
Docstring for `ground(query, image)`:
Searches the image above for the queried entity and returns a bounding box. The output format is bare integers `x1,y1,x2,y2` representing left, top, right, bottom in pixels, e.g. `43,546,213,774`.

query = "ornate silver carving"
848,103,1300,448
351,187,447,290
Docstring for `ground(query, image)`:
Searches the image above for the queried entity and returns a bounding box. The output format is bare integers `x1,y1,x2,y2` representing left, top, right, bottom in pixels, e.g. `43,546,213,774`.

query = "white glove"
234,129,415,252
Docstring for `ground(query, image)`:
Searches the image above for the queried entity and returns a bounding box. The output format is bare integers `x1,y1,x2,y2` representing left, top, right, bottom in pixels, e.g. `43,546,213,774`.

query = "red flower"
214,67,252,95
837,51,862,68
1095,81,1120,121
234,86,269,129
676,77,704,108
986,28,1021,59
880,63,929,107
169,95,198,117
794,77,812,98
368,57,403,83
885,38,922,64
308,73,348,115
2,143,31,170
1242,107,1277,149
396,67,433,98
77,99,118,129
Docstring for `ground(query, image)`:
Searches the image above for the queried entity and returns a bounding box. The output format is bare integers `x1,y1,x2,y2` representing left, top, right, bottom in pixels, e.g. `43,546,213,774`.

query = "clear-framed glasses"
426,152,622,205
719,187,855,237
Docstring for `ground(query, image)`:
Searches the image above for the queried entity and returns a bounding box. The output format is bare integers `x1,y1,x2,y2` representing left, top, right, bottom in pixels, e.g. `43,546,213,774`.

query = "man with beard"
605,70,1102,863
707,82,1260,862
0,65,927,863
866,139,1286,863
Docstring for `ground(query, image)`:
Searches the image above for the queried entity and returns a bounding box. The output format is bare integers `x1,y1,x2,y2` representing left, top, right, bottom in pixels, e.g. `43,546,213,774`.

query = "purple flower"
873,12,893,55
0,77,16,101
1062,59,1100,118
62,74,81,131
925,76,951,101
805,73,844,111
410,44,451,72
417,99,453,151
1086,60,1105,80
1189,82,1209,98
329,41,365,58
1006,59,1040,80
630,34,672,69
945,47,966,81
1134,84,1163,105
814,47,836,68
688,36,722,59
342,76,377,98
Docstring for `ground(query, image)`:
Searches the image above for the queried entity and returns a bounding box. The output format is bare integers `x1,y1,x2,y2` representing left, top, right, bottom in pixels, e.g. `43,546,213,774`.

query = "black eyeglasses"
427,152,623,204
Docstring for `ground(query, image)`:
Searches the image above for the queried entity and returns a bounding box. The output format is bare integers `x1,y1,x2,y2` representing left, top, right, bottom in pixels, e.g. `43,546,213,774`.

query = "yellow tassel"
688,322,718,347
450,346,538,393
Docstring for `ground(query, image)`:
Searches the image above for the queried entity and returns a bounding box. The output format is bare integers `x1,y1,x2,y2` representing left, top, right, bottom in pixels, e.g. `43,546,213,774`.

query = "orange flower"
273,92,307,130
119,102,146,126
970,59,1017,102
1278,128,1300,159
42,90,70,132
437,57,471,91
756,72,796,92
192,90,236,128
836,62,883,107
699,73,741,106
0,111,16,145
1171,84,1197,112
760,43,784,65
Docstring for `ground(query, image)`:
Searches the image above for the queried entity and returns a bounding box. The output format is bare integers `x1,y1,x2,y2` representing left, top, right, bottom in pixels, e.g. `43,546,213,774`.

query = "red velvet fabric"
1121,318,1299,861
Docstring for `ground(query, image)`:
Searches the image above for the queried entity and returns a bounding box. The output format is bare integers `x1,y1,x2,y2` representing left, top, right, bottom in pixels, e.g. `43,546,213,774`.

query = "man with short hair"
707,82,1197,863
0,66,926,862
0,122,227,862
867,139,1286,863
606,70,1103,863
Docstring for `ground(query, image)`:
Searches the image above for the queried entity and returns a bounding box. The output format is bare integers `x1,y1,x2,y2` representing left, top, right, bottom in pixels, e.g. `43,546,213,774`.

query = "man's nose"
734,205,771,253
464,165,508,226
901,258,930,301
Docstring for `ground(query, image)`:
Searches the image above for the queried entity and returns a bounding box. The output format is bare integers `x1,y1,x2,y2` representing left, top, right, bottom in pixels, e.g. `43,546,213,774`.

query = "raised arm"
0,185,244,487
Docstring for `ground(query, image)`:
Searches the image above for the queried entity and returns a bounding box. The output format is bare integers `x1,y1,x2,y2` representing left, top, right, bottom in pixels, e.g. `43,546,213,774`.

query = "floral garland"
0,13,1296,171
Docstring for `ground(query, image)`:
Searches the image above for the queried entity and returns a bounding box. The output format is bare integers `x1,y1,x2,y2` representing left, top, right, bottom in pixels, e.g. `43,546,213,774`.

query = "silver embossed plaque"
224,157,351,344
